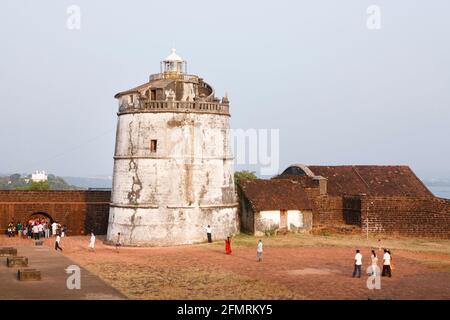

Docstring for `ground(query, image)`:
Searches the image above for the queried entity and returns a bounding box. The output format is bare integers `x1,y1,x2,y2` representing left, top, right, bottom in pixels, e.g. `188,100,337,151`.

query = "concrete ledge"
0,247,17,257
18,269,41,281
7,256,28,268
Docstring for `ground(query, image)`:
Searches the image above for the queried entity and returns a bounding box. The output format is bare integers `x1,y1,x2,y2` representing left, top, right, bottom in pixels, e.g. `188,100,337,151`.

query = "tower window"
150,140,157,152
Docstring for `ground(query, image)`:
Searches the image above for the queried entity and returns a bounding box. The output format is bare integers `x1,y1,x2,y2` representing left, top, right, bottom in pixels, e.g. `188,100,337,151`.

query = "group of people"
205,225,264,262
353,248,393,278
6,220,67,240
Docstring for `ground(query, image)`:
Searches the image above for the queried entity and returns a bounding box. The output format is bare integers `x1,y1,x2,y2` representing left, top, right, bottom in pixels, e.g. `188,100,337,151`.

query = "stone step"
18,269,41,281
0,247,17,257
7,256,29,268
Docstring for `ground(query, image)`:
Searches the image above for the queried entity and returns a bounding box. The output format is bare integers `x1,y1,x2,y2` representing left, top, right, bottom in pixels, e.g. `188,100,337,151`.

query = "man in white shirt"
32,224,39,240
352,249,363,278
382,249,392,277
51,222,57,236
205,225,212,243
37,223,44,238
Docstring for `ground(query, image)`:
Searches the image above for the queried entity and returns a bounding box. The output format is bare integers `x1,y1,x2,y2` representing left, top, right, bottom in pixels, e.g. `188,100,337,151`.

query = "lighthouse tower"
107,49,239,245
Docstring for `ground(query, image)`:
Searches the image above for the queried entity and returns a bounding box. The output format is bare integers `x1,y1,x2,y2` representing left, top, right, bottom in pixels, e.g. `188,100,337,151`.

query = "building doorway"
280,210,288,229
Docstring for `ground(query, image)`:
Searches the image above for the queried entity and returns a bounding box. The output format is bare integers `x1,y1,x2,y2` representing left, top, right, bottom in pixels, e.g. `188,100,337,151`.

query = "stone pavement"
0,245,125,300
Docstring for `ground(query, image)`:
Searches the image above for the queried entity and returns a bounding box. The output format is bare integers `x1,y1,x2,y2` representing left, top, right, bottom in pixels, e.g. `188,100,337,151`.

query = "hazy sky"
0,0,449,179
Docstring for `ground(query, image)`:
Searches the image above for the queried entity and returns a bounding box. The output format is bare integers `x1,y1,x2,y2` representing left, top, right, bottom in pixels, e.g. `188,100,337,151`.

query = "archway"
28,212,54,224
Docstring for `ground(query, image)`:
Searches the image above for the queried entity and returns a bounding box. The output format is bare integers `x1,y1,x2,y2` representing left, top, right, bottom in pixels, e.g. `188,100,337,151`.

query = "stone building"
238,164,450,238
238,179,313,236
107,49,239,246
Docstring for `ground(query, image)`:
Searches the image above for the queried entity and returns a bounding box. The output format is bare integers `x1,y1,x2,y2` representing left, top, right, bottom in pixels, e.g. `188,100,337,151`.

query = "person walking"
388,250,394,275
115,232,122,252
88,232,96,251
257,240,263,262
205,225,212,243
352,249,362,278
225,236,232,255
55,234,63,251
370,250,378,276
382,249,392,277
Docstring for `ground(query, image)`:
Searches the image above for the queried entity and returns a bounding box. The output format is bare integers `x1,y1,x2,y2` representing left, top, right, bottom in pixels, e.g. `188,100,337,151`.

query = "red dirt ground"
1,235,450,300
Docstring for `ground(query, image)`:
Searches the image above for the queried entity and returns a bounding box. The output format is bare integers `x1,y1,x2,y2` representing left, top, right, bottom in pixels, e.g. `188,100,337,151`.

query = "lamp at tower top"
160,48,187,74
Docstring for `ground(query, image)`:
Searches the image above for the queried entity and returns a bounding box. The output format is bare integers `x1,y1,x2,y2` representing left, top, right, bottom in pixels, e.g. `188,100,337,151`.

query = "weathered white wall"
288,210,304,229
107,111,238,245
254,210,310,236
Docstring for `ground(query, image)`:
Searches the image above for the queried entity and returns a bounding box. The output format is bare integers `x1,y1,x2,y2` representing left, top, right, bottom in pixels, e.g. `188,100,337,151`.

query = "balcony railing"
119,100,230,116
149,73,199,82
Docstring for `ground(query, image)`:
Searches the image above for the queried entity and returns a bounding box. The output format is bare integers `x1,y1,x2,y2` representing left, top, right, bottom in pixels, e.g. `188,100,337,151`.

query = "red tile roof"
307,165,433,197
238,179,312,212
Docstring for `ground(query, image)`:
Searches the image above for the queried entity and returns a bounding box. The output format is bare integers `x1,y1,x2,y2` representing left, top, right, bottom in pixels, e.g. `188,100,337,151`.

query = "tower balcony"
118,100,230,116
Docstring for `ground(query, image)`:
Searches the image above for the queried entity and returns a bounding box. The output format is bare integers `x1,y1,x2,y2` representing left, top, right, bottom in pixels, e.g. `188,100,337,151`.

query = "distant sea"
427,186,450,199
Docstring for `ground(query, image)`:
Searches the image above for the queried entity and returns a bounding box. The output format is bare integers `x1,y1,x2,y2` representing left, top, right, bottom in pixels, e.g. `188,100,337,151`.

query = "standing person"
224,236,232,255
22,223,28,237
51,221,57,237
27,223,32,238
44,222,50,238
55,233,63,251
115,232,122,252
32,224,39,240
61,225,66,237
257,240,263,262
38,223,44,239
382,249,392,277
352,249,362,278
371,250,378,276
7,223,13,238
88,232,96,251
205,225,212,243
16,222,22,238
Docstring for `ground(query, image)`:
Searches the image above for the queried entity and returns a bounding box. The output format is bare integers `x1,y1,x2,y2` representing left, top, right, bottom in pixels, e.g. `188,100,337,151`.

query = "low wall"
0,190,111,235
360,196,450,238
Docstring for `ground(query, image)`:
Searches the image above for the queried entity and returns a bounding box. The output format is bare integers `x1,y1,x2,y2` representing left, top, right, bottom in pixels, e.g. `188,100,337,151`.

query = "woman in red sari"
225,237,232,254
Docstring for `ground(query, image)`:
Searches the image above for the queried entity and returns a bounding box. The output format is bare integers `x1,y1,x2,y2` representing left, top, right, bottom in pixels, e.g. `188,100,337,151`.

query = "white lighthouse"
107,49,239,245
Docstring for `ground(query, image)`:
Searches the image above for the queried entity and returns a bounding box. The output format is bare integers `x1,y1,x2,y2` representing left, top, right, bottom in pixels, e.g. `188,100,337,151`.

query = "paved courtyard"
1,234,450,299
0,240,125,300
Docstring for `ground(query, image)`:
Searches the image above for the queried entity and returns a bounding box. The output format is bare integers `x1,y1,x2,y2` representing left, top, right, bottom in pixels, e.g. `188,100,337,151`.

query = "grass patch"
209,233,450,255
83,262,300,300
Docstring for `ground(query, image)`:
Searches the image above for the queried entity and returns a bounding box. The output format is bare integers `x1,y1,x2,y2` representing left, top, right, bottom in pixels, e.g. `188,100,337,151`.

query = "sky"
0,0,449,179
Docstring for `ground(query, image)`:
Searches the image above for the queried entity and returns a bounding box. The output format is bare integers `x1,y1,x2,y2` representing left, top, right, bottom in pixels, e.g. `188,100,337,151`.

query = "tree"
16,181,50,191
9,173,21,181
234,170,257,185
